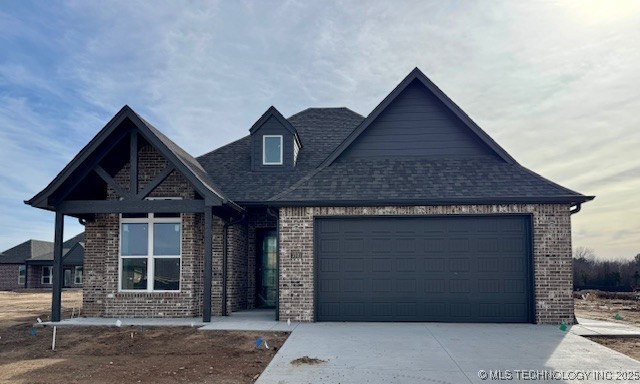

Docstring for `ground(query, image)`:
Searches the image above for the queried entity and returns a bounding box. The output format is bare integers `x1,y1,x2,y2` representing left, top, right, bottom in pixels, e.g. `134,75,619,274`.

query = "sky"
0,0,638,259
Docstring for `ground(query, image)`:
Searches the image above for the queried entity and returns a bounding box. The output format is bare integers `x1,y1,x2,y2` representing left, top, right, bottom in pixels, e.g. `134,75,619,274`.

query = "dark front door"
257,230,277,308
316,216,533,323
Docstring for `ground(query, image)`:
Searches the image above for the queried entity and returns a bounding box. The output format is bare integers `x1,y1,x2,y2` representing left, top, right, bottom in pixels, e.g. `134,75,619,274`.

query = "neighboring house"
26,68,593,324
0,234,84,290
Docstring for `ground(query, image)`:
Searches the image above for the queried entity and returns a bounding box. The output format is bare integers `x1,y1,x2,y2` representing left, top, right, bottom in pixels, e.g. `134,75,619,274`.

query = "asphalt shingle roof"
62,242,84,265
198,107,589,205
0,240,53,264
27,233,85,263
0,233,85,264
197,107,365,202
136,113,234,205
269,158,585,203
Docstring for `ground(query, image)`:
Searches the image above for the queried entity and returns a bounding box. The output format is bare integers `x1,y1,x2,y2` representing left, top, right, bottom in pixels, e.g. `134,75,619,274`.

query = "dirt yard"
574,293,640,325
0,291,288,384
574,292,640,361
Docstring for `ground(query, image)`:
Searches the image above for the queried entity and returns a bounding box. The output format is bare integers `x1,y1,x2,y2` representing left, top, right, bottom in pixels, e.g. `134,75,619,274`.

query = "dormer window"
263,135,283,165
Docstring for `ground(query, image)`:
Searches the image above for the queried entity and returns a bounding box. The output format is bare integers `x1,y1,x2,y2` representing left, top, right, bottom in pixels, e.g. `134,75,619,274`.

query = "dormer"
249,106,302,171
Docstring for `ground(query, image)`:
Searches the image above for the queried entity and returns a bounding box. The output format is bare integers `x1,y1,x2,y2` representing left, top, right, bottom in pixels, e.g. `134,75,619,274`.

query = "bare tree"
573,248,640,291
573,246,596,261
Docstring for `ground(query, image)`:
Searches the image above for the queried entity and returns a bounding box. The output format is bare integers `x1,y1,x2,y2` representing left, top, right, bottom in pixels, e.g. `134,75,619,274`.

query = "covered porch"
25,106,245,322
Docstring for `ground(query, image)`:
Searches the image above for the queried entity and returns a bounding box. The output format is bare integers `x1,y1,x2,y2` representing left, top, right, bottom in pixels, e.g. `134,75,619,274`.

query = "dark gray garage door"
315,216,532,323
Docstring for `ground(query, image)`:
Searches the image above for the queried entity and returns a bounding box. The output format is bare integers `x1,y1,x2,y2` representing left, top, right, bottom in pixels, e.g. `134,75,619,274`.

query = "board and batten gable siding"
251,115,296,171
340,80,500,160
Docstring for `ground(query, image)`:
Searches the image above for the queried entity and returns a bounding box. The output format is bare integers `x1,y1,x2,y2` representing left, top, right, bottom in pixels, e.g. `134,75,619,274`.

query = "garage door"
315,216,532,323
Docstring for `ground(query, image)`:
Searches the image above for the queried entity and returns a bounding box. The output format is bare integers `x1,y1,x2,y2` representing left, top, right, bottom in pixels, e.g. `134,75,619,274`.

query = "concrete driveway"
257,323,640,384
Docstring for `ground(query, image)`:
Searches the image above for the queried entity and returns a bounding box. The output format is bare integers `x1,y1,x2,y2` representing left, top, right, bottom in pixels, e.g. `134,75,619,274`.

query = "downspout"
24,261,28,289
569,203,581,325
222,214,245,316
266,207,279,321
570,204,582,215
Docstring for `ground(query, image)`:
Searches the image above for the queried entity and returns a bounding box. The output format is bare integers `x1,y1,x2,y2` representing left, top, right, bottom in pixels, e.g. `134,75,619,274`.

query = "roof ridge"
288,107,364,120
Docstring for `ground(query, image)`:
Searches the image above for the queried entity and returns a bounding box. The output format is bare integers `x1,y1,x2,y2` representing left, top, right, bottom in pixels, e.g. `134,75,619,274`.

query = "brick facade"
81,142,251,318
226,224,248,312
25,265,82,289
83,143,208,318
207,217,248,316
1,264,82,290
26,265,52,289
0,264,22,290
26,265,41,289
77,144,575,324
278,205,573,325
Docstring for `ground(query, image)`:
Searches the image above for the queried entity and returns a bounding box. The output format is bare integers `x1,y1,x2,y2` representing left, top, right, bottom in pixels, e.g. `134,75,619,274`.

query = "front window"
74,266,83,284
263,135,283,165
120,213,181,292
42,266,52,285
18,265,25,285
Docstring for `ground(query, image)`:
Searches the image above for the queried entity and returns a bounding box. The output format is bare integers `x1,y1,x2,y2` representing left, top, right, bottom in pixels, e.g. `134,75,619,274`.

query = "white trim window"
263,135,283,165
42,266,53,285
119,213,182,292
74,266,83,285
18,265,26,285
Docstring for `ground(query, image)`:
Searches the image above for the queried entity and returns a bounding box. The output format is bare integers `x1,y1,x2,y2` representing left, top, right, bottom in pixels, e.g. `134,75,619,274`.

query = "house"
26,68,593,324
0,234,84,290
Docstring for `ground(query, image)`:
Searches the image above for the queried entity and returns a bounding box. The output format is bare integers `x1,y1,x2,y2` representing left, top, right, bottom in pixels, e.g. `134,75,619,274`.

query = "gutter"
266,207,280,321
238,196,596,208
570,204,582,215
222,214,245,316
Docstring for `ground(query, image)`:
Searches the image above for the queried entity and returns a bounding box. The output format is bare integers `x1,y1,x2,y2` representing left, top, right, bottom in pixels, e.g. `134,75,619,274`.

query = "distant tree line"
573,246,640,292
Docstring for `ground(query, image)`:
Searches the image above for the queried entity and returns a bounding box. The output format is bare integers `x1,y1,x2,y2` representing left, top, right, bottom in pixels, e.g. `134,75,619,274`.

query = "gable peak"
319,68,518,166
249,106,300,139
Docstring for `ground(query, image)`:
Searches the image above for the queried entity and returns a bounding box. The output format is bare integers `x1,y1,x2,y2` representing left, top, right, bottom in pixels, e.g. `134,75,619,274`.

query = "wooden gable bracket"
88,130,177,201
130,130,138,195
135,164,175,200
93,165,130,199
48,128,131,206
31,105,242,219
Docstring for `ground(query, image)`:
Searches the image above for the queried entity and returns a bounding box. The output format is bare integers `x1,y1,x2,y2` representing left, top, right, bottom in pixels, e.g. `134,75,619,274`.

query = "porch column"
203,207,213,322
52,211,64,322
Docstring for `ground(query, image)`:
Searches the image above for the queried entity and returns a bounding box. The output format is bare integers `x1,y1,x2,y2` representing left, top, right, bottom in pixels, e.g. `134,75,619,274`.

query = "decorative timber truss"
25,106,243,322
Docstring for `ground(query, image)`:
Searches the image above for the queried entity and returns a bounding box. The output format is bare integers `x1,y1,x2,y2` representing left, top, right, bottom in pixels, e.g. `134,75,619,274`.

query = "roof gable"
321,68,517,166
26,106,240,212
0,239,53,264
63,242,84,265
196,108,363,202
249,106,301,145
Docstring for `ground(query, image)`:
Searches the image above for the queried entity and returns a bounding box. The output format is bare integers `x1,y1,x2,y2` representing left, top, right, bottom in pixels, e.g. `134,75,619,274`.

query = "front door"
257,230,277,308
